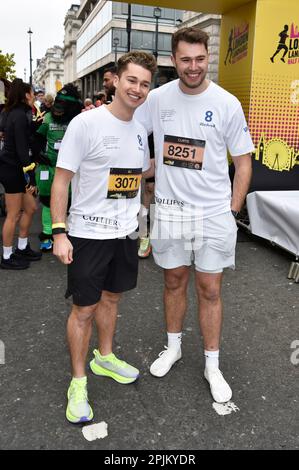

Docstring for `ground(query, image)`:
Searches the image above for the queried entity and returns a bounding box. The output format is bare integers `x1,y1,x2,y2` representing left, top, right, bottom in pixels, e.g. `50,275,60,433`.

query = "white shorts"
150,211,238,273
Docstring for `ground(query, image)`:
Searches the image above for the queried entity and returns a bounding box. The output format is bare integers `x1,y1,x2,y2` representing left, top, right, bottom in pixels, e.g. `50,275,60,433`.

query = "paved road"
0,211,298,450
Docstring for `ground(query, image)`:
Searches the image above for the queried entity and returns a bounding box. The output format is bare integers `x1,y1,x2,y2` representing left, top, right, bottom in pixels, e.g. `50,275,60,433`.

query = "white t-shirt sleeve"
56,116,89,173
224,104,255,156
134,99,153,135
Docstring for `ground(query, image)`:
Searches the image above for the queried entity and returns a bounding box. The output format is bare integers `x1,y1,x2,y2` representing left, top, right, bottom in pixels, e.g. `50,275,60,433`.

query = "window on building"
112,2,128,16
129,30,172,54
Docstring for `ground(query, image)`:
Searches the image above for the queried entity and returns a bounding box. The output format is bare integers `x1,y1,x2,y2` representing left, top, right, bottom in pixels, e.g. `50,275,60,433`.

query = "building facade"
64,4,82,85
76,0,183,98
63,2,221,98
33,46,64,95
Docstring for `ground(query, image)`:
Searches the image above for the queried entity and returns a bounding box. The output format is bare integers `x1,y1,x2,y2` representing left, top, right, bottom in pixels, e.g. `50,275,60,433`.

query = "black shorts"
0,163,26,193
65,235,139,307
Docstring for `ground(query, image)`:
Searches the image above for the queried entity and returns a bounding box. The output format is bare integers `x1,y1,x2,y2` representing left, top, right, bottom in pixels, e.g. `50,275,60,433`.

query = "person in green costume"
34,84,82,250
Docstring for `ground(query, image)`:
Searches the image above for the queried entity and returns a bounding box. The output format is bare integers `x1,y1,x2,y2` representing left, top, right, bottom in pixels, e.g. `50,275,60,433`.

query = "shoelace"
158,346,169,357
96,352,127,369
70,382,87,404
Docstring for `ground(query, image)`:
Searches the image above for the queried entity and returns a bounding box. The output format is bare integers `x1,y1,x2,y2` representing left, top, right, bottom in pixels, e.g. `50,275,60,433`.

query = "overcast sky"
0,0,75,80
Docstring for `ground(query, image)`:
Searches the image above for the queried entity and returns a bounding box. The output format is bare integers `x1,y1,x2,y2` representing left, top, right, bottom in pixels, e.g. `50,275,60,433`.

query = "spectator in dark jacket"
0,79,42,270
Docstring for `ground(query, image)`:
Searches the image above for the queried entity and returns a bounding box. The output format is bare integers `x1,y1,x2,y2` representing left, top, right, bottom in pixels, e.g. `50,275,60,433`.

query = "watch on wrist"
231,210,240,219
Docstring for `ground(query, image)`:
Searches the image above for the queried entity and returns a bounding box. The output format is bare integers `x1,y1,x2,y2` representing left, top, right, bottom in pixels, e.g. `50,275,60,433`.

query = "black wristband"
52,227,66,235
231,210,239,219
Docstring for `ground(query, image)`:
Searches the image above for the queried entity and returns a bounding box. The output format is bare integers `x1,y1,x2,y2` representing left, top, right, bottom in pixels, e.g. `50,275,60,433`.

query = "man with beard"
34,84,82,250
102,66,117,103
135,27,254,403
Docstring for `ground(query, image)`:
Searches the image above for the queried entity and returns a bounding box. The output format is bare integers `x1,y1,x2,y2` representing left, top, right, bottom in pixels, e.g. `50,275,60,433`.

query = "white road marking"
212,401,240,415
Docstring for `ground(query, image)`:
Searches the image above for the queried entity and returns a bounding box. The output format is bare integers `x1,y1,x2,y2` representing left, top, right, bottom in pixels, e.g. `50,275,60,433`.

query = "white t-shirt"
56,105,150,239
135,79,255,220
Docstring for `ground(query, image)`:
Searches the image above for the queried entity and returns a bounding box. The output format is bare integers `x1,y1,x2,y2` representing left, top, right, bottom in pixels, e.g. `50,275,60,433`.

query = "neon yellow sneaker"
138,236,151,258
66,377,93,424
90,350,139,384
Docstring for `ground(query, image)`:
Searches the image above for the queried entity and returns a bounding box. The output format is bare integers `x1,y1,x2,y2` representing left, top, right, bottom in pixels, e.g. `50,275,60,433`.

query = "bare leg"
67,303,97,378
2,193,23,246
143,181,154,211
94,290,122,356
18,192,37,238
164,266,190,332
140,181,154,238
195,271,232,403
195,271,223,350
149,266,190,377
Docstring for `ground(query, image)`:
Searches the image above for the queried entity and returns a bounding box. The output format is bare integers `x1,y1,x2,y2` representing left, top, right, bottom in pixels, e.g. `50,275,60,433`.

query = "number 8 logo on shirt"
205,111,213,122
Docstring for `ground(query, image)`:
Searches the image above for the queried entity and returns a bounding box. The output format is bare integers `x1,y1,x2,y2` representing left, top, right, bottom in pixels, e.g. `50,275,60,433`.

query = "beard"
178,71,207,90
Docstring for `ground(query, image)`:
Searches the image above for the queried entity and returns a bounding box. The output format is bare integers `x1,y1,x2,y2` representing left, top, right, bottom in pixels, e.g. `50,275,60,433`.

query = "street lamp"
153,7,162,59
127,4,132,52
27,28,33,86
113,37,119,66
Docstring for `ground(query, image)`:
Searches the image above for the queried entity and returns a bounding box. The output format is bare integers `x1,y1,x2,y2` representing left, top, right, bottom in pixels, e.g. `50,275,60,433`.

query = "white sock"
204,349,219,370
72,376,87,383
167,332,182,350
3,246,13,260
18,237,28,250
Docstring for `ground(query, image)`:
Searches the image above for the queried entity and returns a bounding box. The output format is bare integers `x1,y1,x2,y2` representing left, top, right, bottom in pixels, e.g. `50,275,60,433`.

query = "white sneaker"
204,368,232,403
150,346,182,377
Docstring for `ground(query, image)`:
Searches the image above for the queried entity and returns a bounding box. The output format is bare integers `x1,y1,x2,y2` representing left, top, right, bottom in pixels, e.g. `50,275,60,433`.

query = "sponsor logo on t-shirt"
199,110,216,128
155,196,184,207
82,215,120,228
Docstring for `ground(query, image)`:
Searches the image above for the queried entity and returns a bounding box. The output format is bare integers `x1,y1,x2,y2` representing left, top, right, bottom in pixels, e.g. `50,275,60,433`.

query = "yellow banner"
250,0,299,171
218,0,256,120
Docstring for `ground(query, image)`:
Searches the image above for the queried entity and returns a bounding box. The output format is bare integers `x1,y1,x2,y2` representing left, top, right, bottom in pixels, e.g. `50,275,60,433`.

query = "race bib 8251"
163,135,205,170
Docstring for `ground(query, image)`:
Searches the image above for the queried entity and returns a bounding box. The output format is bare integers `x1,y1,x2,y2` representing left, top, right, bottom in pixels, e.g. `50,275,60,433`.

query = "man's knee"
101,290,122,304
165,269,189,292
198,284,221,302
71,304,97,323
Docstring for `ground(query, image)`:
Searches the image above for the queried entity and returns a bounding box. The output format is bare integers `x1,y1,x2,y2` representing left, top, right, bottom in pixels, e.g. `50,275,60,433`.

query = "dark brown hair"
117,51,157,78
5,78,32,113
172,27,209,55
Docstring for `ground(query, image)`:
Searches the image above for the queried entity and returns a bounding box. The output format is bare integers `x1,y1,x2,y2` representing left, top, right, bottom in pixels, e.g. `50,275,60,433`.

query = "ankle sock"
72,376,87,383
97,350,113,359
167,332,182,350
18,237,28,250
3,246,13,260
204,349,219,370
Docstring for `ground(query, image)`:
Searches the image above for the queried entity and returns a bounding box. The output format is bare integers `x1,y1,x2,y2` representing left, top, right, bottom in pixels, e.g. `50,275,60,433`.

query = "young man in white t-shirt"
50,52,156,424
135,27,254,403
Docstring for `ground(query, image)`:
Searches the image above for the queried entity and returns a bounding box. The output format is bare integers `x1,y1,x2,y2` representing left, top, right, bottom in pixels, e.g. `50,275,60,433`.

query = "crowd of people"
0,27,253,425
0,68,119,260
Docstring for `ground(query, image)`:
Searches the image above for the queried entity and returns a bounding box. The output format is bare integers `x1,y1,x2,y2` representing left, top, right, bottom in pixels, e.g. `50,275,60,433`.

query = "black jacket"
0,104,33,168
